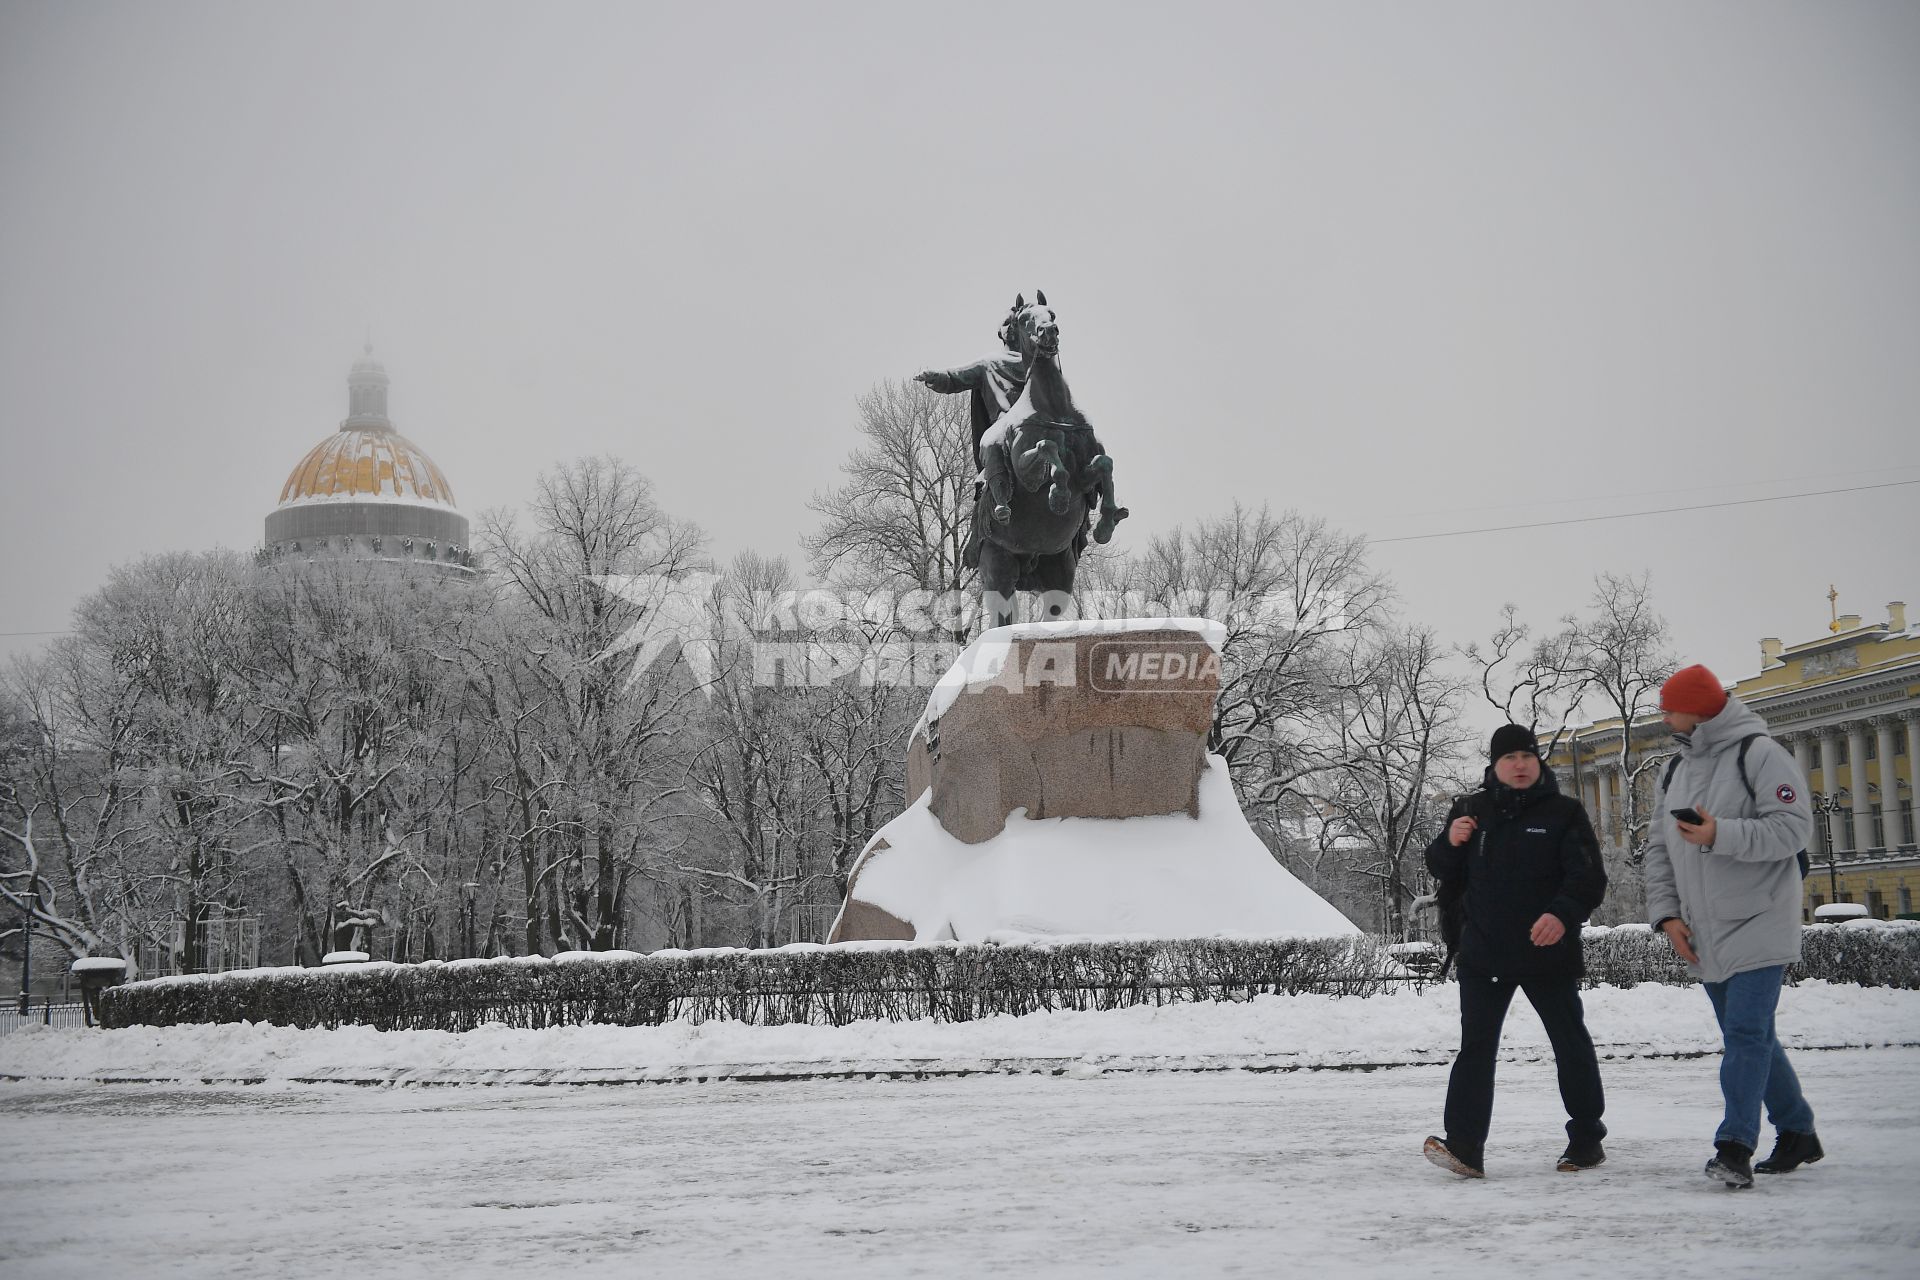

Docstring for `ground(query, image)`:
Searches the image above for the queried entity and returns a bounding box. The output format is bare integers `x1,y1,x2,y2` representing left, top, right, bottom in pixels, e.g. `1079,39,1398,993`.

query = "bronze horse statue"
962,293,1127,630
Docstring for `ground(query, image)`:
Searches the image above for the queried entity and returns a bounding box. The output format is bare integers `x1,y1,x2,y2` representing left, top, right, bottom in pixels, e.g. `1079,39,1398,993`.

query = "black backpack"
1660,733,1811,878
1433,794,1479,978
1436,876,1467,979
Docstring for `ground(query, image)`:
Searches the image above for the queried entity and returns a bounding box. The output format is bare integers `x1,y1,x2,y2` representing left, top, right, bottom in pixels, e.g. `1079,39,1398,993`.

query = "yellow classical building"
1550,600,1919,921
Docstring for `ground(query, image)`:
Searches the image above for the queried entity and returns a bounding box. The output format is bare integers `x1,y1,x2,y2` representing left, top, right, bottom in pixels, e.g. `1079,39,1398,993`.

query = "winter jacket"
1644,696,1812,984
1426,766,1608,981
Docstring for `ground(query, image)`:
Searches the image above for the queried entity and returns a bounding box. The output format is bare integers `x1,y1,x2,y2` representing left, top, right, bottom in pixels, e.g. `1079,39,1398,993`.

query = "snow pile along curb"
10,980,1919,1086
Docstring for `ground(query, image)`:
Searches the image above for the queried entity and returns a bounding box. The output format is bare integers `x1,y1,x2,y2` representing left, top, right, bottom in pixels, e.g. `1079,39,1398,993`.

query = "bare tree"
804,379,976,597
683,556,915,946
1563,573,1676,917
236,563,480,962
0,669,123,962
1461,604,1592,756
23,553,267,968
477,456,708,953
797,636,912,907
1299,626,1468,937
680,556,815,947
1090,504,1392,801
3,460,730,968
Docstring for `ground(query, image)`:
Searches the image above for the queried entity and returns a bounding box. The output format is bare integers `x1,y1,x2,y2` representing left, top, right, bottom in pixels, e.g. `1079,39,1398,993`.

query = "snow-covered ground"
3,1050,1917,1278
3,984,1917,1277
3,980,1915,1083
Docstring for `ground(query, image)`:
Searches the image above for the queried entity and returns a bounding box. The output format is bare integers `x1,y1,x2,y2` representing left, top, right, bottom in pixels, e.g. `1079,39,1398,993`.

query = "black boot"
1755,1130,1824,1174
1423,1135,1485,1179
1705,1140,1754,1188
1557,1140,1606,1171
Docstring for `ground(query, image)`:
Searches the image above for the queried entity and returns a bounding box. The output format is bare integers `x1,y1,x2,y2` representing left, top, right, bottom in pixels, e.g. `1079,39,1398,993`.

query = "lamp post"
461,882,479,959
16,890,33,1015
1814,790,1849,906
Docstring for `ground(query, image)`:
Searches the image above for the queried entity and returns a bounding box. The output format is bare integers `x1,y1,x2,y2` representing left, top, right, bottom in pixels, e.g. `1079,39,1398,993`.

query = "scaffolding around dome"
262,352,478,573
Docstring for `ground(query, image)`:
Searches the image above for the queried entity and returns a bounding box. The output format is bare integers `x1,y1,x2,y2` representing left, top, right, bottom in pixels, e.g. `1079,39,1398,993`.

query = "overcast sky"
3,0,1916,716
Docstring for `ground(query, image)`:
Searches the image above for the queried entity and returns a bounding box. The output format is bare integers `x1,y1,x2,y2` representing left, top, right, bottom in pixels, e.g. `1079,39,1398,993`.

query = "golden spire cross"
1828,584,1840,633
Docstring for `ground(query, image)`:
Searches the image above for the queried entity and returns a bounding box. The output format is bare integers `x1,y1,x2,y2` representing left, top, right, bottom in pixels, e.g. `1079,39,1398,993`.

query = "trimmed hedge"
98,926,1920,1033
101,936,1398,1032
1580,923,1920,991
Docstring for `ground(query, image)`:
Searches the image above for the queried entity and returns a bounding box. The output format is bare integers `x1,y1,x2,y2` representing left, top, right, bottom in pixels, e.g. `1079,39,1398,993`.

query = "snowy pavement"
4,1048,1918,1279
4,984,1916,1277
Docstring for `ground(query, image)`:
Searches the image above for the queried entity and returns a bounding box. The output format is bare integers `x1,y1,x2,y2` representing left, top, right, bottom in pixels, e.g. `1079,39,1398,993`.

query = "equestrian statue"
916,292,1127,631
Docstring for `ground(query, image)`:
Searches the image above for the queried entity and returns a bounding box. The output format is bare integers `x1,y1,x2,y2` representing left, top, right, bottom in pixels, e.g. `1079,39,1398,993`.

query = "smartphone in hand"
1670,807,1704,825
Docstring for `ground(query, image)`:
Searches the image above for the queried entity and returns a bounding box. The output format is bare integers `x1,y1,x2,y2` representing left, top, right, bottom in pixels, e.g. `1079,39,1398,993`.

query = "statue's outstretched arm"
915,362,987,395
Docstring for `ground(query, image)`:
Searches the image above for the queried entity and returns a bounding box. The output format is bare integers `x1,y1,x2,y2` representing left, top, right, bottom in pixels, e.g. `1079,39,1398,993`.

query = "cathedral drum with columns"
262,348,476,572
1552,599,1920,922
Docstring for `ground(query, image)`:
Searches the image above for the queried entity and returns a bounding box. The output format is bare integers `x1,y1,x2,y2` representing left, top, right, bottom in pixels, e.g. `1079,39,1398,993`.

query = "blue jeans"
1702,965,1815,1150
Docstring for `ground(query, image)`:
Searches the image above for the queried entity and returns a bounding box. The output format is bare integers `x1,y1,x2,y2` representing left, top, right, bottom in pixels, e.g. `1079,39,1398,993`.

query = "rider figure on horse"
914,295,1031,471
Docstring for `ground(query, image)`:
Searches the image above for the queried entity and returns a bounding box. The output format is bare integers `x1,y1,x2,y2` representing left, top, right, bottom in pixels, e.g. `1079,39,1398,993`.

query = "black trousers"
1444,974,1607,1158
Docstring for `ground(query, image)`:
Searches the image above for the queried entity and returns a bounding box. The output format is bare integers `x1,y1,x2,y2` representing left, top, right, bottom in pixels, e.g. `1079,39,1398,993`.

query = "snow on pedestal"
830,619,1355,942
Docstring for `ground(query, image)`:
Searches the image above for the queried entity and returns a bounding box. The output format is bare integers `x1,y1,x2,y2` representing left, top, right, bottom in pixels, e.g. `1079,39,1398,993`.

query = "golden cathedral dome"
263,349,475,571
277,426,458,508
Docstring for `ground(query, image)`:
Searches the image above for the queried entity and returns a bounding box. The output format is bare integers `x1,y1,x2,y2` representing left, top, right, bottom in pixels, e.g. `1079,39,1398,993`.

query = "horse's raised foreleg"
1018,436,1074,514
1085,454,1129,544
1013,437,1056,485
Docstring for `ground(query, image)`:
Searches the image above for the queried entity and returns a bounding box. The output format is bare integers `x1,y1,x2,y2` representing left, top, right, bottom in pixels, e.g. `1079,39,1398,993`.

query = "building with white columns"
1550,600,1919,921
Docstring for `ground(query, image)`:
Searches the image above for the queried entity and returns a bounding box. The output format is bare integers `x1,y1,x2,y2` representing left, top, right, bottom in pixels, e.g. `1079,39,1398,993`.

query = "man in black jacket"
1422,724,1609,1178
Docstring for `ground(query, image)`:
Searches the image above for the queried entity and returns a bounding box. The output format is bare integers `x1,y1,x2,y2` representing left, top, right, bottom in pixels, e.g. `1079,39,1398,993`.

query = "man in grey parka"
1645,663,1823,1188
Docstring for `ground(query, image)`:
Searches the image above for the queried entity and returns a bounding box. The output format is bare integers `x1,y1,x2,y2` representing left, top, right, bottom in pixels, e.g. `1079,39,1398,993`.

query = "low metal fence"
0,1002,90,1038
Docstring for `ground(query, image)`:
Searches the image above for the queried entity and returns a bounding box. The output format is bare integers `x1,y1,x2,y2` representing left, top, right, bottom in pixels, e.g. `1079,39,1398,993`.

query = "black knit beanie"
1489,723,1539,763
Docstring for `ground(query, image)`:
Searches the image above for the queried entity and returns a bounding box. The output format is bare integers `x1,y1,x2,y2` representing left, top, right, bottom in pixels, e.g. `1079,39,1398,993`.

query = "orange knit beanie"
1660,664,1728,718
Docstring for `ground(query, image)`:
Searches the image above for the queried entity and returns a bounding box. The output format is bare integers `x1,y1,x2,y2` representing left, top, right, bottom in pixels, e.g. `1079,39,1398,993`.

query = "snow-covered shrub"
99,935,1402,1032
1796,922,1920,988
97,927,1919,1033
1577,927,1694,988
1577,923,1920,990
